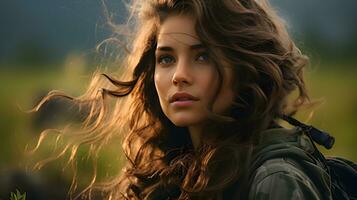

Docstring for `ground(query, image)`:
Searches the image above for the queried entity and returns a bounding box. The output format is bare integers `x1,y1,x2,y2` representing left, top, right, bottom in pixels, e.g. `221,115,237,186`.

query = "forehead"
157,15,201,46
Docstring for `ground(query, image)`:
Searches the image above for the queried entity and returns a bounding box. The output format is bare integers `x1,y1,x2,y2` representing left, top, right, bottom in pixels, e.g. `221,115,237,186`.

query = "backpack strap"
280,115,332,173
280,115,335,149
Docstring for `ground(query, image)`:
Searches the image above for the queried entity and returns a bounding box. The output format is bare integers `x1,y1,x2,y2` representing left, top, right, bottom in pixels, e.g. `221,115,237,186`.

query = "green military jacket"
248,127,332,200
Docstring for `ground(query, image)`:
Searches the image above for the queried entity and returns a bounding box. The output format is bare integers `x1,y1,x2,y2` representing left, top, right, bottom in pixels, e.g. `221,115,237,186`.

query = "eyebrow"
156,44,206,52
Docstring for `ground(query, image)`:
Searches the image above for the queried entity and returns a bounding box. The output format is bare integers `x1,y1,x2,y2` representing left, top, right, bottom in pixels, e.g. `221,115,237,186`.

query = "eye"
157,55,175,65
196,52,210,62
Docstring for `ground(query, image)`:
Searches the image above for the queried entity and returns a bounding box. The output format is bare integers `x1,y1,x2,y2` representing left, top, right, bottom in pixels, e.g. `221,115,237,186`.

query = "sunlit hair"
31,0,310,199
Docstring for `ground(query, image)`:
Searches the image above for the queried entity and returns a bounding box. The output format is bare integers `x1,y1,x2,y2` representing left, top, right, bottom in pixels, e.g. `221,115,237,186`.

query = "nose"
172,59,193,86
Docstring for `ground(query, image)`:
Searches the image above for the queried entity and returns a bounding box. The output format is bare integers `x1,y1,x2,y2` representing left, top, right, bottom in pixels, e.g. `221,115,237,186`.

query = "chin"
171,120,192,127
169,114,205,127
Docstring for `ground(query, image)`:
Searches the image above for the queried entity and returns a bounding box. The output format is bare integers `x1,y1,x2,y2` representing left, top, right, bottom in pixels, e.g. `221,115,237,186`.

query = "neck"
188,125,203,150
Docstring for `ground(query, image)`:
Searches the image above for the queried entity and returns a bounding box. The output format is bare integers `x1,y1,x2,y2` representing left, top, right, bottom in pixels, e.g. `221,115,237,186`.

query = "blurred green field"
302,62,357,159
0,61,356,195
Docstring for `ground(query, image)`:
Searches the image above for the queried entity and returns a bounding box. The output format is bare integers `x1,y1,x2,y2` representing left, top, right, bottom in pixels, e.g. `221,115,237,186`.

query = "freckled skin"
154,15,235,129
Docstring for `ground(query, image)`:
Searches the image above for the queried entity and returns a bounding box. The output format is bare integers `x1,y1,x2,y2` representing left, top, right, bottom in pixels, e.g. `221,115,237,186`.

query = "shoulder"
246,127,333,199
249,157,328,200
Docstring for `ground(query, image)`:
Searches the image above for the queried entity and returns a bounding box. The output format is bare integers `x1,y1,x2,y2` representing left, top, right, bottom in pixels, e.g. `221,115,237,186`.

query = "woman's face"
154,14,234,127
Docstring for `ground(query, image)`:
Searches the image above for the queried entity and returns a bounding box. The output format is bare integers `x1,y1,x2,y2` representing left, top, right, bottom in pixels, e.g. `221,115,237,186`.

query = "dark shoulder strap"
280,115,335,149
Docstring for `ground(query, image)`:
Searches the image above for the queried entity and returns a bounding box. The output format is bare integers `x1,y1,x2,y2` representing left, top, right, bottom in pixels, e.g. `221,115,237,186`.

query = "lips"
169,92,199,103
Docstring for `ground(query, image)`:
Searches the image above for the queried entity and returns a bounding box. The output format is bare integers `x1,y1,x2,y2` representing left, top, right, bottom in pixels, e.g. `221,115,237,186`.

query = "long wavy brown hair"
31,0,310,199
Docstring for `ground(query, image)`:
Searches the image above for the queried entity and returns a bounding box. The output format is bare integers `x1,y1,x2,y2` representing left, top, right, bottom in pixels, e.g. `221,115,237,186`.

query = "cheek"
154,70,169,105
199,68,220,99
212,68,235,114
203,69,227,108
154,73,163,99
213,88,234,114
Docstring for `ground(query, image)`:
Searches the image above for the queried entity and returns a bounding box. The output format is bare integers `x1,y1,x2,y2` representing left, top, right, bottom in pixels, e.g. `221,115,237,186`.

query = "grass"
303,65,357,160
9,190,26,200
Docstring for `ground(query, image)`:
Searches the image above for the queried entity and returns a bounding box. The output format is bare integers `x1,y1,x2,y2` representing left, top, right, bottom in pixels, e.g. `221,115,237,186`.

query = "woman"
33,0,331,199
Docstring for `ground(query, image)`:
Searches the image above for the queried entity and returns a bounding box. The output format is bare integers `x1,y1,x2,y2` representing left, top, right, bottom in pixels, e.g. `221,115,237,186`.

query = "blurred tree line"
0,0,356,68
